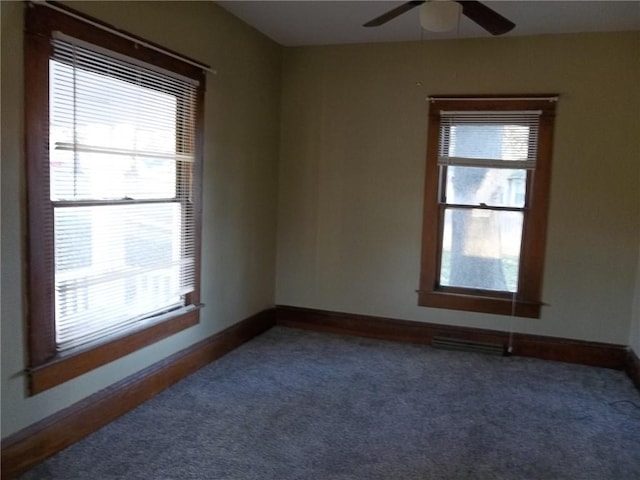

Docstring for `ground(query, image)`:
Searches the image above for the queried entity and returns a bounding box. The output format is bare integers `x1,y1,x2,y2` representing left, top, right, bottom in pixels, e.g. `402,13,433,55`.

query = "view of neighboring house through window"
25,3,205,393
419,97,556,318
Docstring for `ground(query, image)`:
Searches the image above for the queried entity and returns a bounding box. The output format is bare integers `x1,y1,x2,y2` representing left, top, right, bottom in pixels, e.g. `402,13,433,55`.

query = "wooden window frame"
24,2,205,394
418,96,556,318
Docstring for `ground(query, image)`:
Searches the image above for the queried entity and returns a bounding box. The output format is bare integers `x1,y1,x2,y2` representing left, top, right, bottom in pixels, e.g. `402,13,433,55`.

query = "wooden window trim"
24,3,205,394
418,96,556,318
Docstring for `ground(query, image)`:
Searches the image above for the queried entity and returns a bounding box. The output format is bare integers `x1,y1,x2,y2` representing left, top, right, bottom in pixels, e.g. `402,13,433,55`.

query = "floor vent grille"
432,336,507,356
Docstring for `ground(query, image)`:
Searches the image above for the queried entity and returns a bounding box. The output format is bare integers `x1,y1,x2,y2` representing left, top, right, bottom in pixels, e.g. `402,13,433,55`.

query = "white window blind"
49,37,198,351
438,111,542,170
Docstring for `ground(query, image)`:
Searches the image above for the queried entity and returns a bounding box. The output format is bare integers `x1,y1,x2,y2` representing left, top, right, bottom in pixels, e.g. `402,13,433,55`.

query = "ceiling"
216,1,640,46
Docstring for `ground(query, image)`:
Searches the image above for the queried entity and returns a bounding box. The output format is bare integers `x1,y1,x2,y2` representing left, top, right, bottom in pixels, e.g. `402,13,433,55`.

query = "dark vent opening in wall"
432,336,508,356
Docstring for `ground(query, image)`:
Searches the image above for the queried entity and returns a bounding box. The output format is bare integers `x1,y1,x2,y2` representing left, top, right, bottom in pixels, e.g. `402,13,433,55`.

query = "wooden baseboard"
1,308,275,480
275,305,628,370
626,348,640,391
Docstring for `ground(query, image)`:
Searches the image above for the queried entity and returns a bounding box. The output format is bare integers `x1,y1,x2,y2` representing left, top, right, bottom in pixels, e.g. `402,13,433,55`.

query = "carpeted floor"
20,326,640,479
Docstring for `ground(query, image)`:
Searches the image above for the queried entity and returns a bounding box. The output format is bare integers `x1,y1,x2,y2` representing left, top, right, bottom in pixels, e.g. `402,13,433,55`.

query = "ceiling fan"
363,0,515,36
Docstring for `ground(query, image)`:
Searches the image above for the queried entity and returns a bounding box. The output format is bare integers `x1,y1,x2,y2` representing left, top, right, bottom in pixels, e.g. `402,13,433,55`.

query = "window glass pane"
49,59,178,200
440,208,523,292
444,166,526,208
443,124,532,161
54,203,189,350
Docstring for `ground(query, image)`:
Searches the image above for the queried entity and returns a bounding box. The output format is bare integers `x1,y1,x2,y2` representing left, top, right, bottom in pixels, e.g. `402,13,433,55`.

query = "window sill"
418,290,541,318
28,308,199,395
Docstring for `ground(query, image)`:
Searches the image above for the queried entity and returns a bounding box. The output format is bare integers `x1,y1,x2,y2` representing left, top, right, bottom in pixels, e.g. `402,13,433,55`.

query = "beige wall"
277,32,640,344
1,1,281,438
631,244,640,354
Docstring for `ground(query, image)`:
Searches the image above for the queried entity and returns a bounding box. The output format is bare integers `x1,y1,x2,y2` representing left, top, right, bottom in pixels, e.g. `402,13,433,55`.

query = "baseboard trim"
275,305,628,370
1,308,275,480
626,348,640,391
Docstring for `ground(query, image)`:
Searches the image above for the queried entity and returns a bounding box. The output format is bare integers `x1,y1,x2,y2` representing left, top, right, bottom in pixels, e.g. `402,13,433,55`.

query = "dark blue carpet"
20,327,640,479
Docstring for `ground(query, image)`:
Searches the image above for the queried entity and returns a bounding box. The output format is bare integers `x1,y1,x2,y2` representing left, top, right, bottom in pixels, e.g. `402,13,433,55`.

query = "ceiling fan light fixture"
419,1,462,32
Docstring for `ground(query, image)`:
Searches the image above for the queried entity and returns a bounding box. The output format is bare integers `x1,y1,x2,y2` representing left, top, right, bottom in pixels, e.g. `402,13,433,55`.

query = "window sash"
434,110,539,294
47,37,199,353
53,202,195,351
437,206,525,293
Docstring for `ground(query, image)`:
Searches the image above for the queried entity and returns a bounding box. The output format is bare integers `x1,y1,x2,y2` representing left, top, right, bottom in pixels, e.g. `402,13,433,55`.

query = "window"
419,97,556,318
25,4,206,393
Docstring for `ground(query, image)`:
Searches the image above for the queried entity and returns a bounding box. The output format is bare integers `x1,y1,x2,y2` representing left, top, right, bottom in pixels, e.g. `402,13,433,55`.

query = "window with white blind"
418,97,557,318
25,3,206,394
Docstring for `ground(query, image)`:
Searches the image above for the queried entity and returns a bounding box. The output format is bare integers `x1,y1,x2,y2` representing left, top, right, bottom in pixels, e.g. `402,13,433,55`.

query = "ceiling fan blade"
363,1,424,27
458,1,515,36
